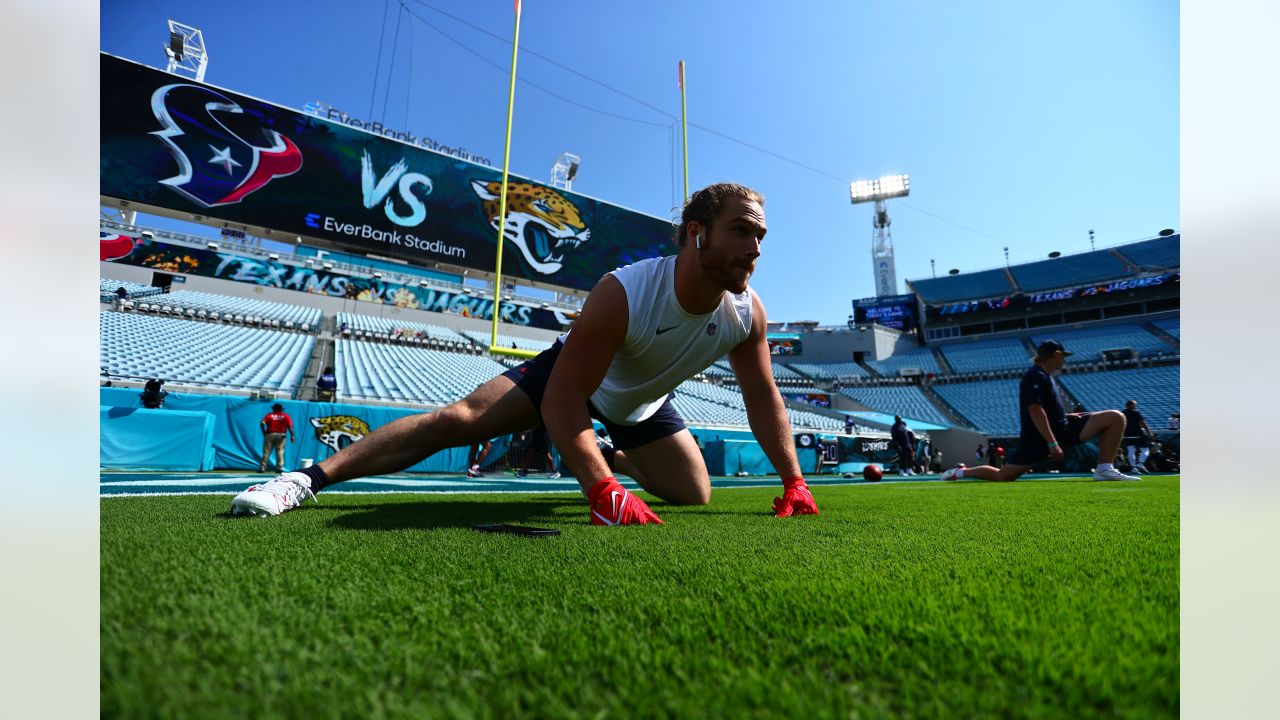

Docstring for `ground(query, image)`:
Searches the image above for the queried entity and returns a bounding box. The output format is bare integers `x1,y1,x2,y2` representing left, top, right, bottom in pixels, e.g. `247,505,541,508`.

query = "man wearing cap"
1121,399,1156,473
943,340,1138,482
259,403,296,474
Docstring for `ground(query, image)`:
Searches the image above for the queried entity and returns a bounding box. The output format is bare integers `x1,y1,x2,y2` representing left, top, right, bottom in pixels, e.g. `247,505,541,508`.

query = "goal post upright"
489,0,537,361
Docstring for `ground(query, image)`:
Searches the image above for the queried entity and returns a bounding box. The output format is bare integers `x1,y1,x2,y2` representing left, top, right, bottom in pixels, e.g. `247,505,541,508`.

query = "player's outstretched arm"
543,275,662,526
728,293,816,517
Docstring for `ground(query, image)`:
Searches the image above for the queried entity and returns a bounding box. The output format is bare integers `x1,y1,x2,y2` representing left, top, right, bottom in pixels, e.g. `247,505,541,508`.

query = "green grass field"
101,476,1178,719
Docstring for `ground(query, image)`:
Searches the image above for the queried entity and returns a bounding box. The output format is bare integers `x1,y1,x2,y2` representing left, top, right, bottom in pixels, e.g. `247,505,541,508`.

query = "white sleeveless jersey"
575,255,754,425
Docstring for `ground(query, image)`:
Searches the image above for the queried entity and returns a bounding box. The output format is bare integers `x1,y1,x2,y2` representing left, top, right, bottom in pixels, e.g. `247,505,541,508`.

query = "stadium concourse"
100,223,1180,487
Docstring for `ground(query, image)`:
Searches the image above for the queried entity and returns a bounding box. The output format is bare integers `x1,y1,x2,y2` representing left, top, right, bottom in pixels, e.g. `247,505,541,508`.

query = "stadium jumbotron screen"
98,53,676,292
853,294,919,331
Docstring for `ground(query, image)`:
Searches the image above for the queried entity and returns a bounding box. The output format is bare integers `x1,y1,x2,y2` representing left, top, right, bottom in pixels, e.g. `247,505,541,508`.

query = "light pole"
850,174,909,297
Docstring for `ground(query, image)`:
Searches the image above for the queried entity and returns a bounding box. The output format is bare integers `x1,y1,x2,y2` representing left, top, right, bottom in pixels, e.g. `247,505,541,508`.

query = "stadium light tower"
163,20,208,82
549,152,581,191
850,173,909,297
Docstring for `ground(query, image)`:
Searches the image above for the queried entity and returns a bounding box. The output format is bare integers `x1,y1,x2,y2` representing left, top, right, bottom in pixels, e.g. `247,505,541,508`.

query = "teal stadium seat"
838,385,951,427
865,348,942,377
99,311,314,392
1031,324,1175,363
939,338,1031,374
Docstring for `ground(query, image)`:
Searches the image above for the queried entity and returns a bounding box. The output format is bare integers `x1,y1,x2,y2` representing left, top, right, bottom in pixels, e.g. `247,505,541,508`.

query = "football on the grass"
863,464,883,482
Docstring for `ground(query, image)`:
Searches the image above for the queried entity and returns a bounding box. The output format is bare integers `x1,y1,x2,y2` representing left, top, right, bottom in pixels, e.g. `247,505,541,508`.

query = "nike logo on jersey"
655,325,680,335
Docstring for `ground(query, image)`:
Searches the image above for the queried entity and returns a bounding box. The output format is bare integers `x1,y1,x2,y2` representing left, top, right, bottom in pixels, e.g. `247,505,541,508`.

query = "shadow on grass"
322,497,579,531
662,507,777,518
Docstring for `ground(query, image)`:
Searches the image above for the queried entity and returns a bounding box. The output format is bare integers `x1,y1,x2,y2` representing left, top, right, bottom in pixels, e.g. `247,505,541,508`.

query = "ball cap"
1036,340,1073,357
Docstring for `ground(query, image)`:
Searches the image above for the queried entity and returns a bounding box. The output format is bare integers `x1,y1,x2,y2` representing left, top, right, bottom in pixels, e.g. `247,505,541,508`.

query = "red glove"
773,476,819,518
587,478,663,526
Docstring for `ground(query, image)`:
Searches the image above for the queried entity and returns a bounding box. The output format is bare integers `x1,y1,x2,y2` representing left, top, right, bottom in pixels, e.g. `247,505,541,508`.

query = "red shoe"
587,478,663,526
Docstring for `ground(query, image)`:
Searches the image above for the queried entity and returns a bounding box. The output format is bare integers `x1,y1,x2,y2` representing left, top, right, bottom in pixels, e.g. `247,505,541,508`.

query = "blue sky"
101,0,1178,325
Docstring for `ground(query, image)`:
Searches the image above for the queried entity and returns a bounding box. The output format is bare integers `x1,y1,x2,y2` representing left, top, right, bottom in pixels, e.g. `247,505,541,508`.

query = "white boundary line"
99,473,1147,498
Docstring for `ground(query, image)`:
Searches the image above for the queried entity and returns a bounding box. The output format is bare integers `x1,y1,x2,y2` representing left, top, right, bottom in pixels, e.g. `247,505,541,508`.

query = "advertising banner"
926,272,1180,318
100,53,676,292
767,337,802,355
105,236,573,330
100,230,138,261
783,392,831,408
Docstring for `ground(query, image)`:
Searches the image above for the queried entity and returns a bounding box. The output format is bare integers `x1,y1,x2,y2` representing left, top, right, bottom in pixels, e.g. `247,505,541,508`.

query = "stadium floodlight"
850,173,909,297
849,174,909,204
550,152,581,191
163,20,208,82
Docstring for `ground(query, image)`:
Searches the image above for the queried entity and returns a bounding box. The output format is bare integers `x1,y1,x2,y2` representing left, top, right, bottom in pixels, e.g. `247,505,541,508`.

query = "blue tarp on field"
100,406,216,471
98,388,859,476
99,388,469,472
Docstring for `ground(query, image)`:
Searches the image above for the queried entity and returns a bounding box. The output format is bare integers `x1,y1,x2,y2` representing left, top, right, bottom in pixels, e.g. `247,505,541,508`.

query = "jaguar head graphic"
309,415,371,453
471,180,590,275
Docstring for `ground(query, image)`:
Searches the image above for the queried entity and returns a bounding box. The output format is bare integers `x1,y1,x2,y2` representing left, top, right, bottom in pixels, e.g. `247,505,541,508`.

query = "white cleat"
549,472,562,479
941,465,966,482
1092,467,1141,482
466,467,483,478
230,472,317,516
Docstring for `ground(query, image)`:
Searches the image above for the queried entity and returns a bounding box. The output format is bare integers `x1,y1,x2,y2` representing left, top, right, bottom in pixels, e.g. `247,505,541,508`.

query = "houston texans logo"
100,231,136,261
150,84,303,207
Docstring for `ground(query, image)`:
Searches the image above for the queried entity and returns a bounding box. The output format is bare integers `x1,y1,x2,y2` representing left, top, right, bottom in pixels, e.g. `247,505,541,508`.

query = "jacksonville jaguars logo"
100,231,136,261
150,84,303,207
310,415,371,454
471,180,591,275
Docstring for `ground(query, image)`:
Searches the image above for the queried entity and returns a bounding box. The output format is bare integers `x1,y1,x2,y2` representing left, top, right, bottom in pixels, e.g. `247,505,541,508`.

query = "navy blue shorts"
1008,413,1091,466
501,341,687,451
1122,435,1151,448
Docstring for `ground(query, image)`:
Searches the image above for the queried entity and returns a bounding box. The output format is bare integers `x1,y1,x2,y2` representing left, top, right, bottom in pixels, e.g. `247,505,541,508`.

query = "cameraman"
140,378,167,409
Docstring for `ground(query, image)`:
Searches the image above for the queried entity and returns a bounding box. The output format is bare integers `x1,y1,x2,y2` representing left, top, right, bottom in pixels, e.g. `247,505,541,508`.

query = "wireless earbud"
695,234,703,249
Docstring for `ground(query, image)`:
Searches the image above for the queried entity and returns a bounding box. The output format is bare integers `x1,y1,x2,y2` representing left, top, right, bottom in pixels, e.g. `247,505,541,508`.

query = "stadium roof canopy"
907,234,1179,305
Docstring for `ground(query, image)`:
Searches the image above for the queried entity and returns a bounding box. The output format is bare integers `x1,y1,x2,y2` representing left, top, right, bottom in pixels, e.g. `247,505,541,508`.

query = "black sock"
295,464,331,492
601,445,618,472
